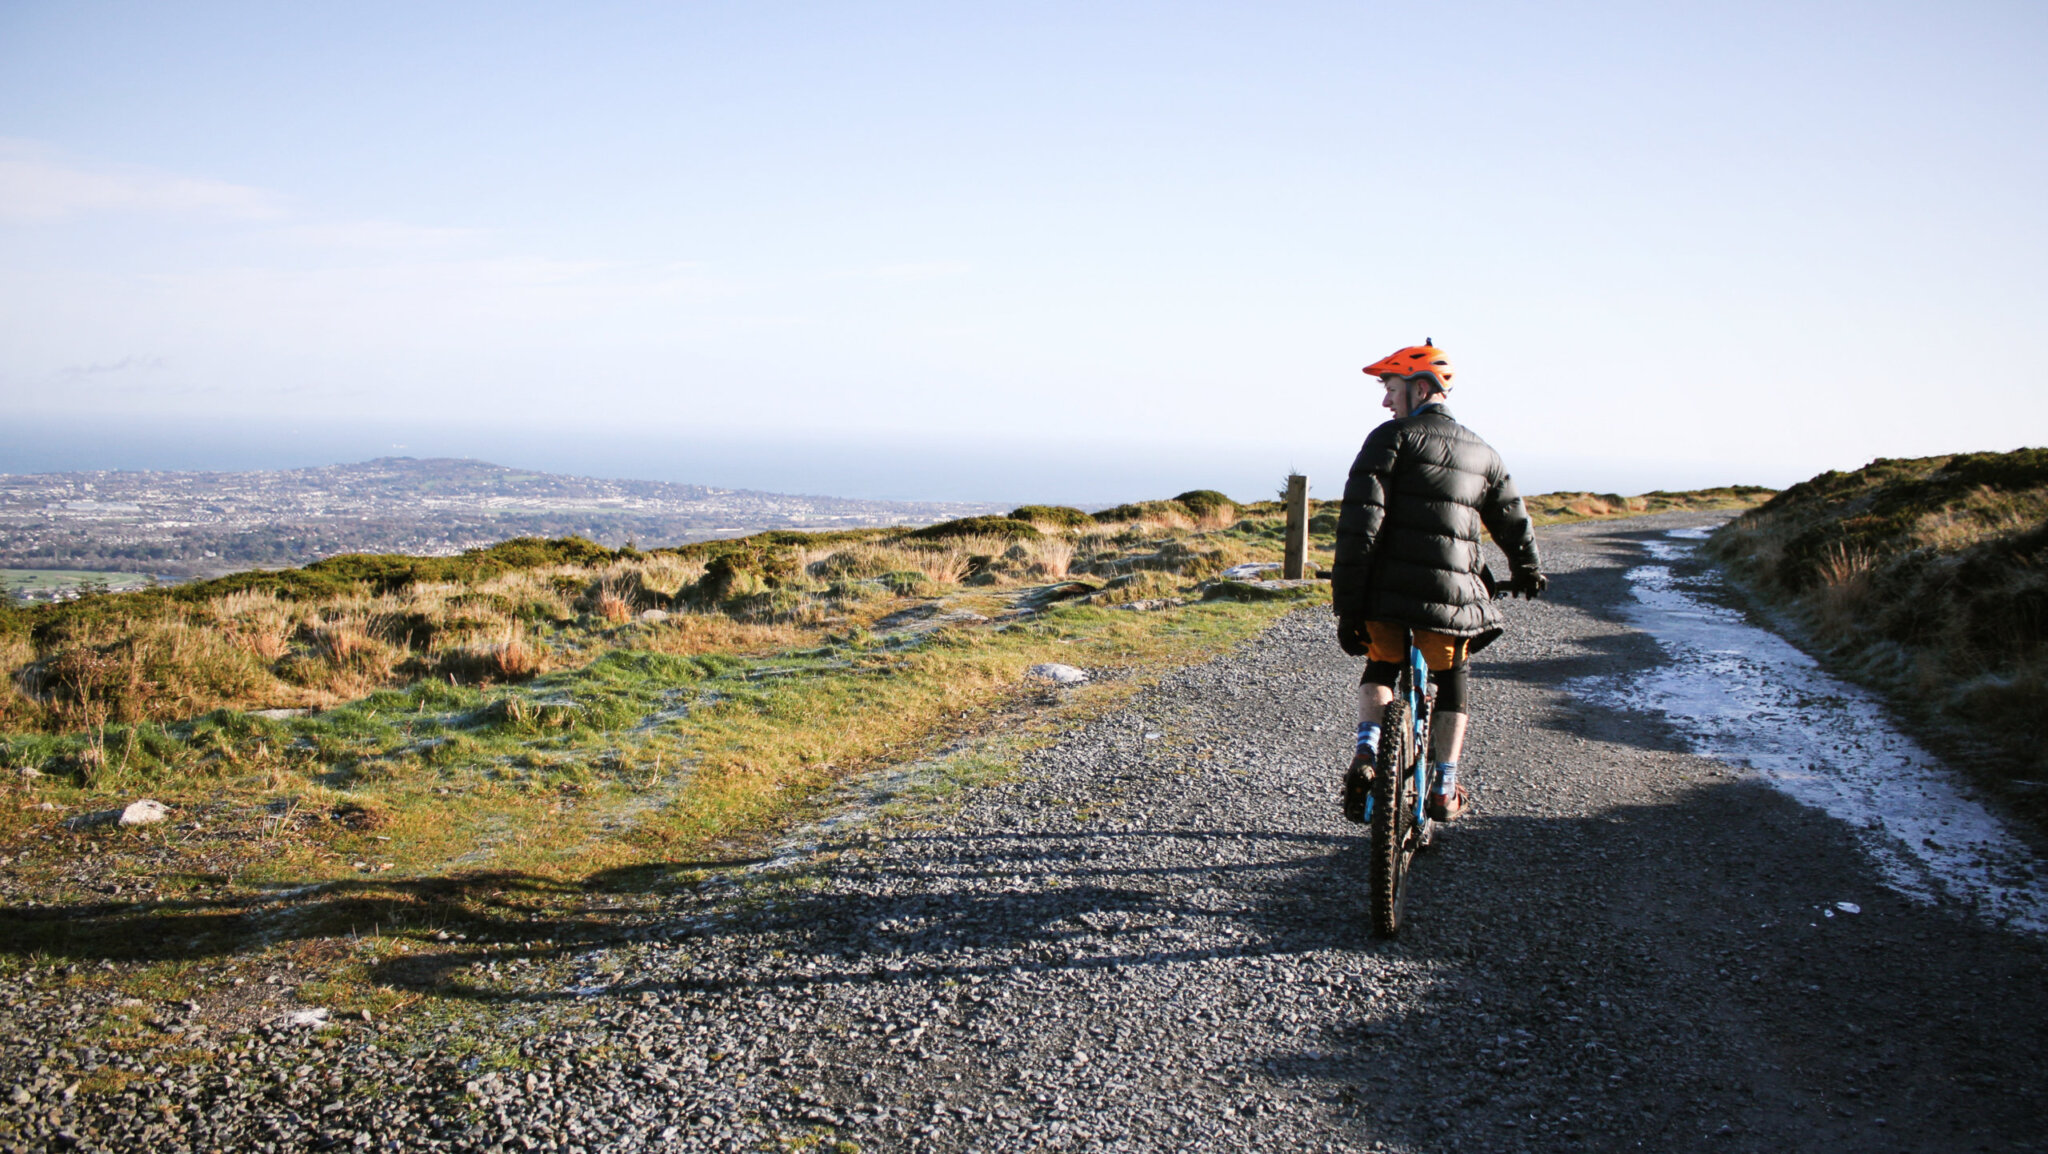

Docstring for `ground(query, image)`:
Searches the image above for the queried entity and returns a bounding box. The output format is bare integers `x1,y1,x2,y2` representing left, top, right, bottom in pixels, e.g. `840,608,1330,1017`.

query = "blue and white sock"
1434,760,1459,795
1356,723,1381,756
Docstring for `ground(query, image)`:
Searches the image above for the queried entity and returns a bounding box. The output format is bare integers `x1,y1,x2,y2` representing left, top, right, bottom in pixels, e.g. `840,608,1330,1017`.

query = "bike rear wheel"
1369,699,1414,937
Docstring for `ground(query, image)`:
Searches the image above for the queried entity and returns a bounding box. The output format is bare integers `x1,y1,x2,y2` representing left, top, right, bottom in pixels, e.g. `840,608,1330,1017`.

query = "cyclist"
1330,340,1545,823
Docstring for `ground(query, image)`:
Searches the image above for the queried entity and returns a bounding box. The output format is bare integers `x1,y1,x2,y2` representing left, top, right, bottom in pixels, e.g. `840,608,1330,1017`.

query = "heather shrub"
1009,505,1092,530
906,516,1041,542
811,546,902,580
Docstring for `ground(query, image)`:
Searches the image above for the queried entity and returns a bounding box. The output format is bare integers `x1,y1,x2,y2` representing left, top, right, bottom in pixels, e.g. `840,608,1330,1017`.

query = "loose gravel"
5,513,2045,1153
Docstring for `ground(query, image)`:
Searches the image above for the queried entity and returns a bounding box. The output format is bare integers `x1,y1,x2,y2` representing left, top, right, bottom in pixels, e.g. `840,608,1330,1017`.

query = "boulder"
1202,578,1328,602
1025,663,1090,686
63,798,170,830
119,799,170,826
1034,580,1102,603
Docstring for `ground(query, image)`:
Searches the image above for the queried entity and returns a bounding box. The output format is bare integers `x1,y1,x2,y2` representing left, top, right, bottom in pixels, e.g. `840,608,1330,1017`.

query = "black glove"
1337,614,1370,656
1508,571,1549,599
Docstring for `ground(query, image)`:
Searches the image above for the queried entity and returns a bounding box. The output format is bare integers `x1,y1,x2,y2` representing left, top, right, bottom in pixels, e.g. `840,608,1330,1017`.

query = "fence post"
1283,474,1309,580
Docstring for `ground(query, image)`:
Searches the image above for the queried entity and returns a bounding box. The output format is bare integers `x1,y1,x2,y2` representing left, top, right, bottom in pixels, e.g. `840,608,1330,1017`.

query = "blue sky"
2,1,2044,502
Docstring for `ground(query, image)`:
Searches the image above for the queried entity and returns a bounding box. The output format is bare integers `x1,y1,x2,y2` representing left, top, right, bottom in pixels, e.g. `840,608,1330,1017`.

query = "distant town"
0,457,1001,600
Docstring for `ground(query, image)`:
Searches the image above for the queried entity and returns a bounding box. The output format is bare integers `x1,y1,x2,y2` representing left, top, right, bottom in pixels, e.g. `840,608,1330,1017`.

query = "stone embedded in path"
1035,580,1102,603
63,798,170,830
1025,663,1090,686
1202,578,1327,602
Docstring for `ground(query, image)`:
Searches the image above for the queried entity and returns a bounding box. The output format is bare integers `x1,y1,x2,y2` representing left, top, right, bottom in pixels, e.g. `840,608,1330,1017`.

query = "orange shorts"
1365,622,1469,672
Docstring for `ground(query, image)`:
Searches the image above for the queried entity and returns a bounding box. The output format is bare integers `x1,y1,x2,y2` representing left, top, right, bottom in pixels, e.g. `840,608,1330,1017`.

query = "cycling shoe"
1427,783,1469,823
1341,750,1375,824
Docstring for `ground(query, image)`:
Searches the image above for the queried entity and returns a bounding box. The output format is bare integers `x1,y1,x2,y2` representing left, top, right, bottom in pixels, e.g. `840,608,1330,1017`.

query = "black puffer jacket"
1329,404,1540,651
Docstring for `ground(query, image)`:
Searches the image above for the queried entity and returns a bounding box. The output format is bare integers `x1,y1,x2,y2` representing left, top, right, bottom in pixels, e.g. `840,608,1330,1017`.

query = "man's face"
1379,375,1413,418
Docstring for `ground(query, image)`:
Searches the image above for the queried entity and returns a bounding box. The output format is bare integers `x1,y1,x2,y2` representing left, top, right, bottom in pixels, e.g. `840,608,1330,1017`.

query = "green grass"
6,594,1300,875
3,568,158,598
0,578,1304,1008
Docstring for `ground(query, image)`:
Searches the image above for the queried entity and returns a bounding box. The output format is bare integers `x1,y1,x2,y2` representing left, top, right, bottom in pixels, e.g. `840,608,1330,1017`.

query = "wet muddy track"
5,513,2046,1153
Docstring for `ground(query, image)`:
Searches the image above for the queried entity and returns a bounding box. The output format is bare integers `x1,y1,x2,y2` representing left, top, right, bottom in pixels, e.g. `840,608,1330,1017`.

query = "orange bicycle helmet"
1362,339,1454,390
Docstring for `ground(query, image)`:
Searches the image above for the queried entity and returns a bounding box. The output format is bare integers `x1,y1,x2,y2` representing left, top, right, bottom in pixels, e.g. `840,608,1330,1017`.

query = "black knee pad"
1429,662,1470,714
1360,660,1402,689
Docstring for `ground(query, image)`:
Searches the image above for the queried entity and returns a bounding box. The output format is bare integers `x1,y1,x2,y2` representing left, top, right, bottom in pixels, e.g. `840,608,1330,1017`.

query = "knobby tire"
1370,699,1413,938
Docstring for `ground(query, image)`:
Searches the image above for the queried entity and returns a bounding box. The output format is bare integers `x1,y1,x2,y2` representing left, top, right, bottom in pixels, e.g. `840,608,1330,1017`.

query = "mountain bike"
1368,628,1437,938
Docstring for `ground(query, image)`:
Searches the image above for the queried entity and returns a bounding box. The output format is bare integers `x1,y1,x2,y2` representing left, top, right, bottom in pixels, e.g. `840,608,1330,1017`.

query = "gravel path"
6,513,2046,1153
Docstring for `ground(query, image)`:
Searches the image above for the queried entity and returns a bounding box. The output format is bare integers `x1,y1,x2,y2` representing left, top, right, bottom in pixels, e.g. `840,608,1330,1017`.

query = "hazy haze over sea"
1,414,1786,507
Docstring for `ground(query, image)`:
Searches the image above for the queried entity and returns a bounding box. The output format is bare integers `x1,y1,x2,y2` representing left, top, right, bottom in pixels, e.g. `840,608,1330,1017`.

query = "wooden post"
1283,474,1309,580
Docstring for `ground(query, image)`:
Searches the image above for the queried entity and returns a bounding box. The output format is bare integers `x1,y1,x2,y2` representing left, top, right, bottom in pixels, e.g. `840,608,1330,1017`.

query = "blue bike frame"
1360,632,1436,823
1405,635,1436,828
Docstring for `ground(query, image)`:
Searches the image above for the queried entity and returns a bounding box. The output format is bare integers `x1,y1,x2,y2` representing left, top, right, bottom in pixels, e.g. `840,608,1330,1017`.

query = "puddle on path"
1570,526,2048,936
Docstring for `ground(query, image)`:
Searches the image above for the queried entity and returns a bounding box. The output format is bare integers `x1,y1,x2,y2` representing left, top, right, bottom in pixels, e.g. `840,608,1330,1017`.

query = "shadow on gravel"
303,785,2038,1152
1262,782,2048,1153
0,858,761,964
351,827,1377,1003
18,774,2042,1152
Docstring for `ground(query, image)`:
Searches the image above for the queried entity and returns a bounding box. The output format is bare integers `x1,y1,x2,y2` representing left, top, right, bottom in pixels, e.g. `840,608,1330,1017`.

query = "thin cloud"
57,356,169,379
0,139,285,223
277,219,484,249
0,140,493,255
860,261,974,281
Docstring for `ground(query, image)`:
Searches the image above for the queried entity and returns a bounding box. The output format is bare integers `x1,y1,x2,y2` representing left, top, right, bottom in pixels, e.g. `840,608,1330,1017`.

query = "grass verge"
1706,449,2048,826
0,587,1310,1023
1524,485,1774,525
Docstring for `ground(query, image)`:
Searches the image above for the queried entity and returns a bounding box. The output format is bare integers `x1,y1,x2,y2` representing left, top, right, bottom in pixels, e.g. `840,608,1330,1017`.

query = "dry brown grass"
1527,487,1772,526
1097,509,1195,534
432,622,548,684
1908,486,2048,553
21,616,288,726
903,543,979,586
0,497,1291,736
810,545,903,581
1088,570,1186,605
206,590,296,660
1808,543,1880,634
0,628,45,731
644,613,806,656
596,586,635,624
1023,536,1075,578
